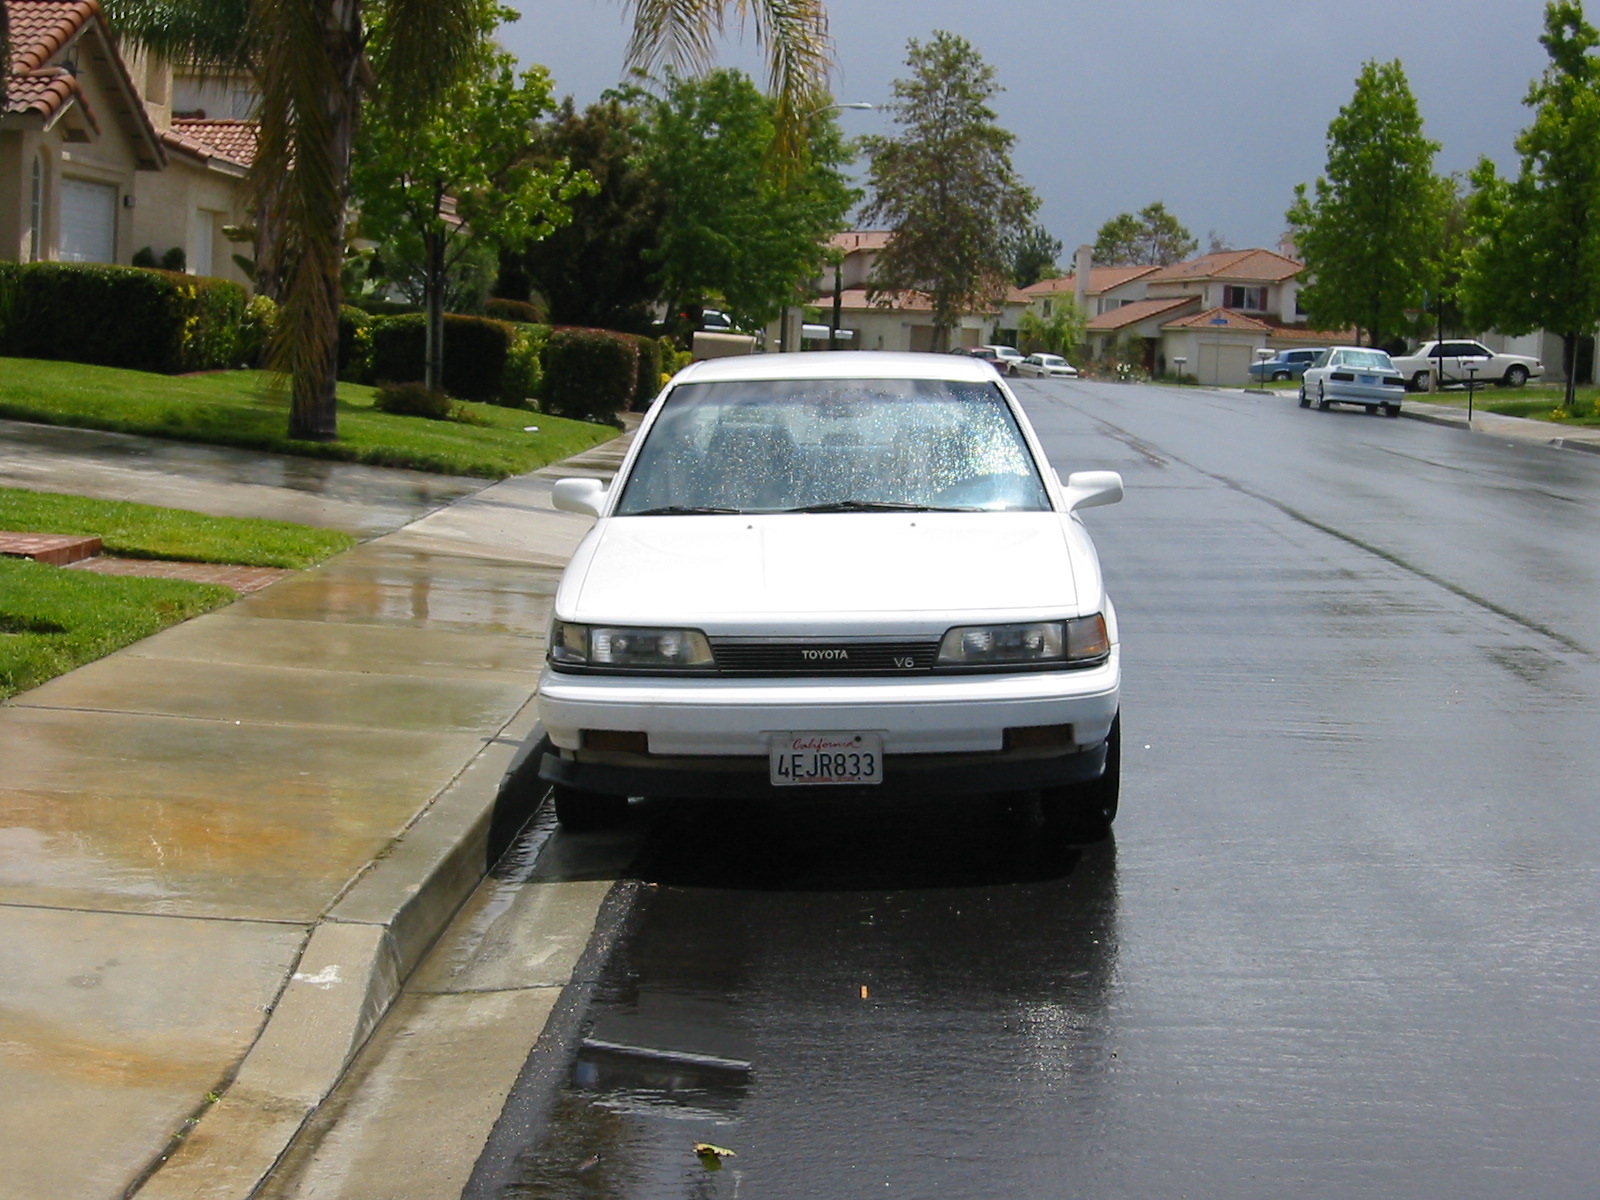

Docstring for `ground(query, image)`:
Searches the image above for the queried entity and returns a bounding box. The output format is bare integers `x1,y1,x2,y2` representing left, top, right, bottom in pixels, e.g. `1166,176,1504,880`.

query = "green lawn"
0,557,235,699
0,487,361,699
1417,382,1600,425
0,486,354,568
0,357,617,477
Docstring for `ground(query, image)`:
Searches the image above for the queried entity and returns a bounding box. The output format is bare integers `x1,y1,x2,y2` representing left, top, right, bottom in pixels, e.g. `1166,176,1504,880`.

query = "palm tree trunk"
287,0,363,441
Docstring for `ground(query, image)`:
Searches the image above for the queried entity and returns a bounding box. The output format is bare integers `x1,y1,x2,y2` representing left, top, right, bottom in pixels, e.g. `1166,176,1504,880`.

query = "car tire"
1410,371,1431,392
1039,716,1120,844
1317,383,1331,411
1272,370,1291,382
1298,385,1310,408
551,782,629,832
1503,365,1529,388
1384,403,1401,418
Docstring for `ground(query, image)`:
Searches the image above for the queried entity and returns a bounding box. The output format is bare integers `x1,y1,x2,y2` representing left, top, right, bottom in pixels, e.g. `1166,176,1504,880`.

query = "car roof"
670,350,1003,386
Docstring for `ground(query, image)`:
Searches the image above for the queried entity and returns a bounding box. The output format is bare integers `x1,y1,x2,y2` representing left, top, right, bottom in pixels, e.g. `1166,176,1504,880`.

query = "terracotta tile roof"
1024,265,1159,298
164,117,258,170
821,285,1029,313
5,0,100,125
1144,248,1304,284
830,230,893,253
1162,306,1274,332
1086,295,1199,331
1261,322,1354,344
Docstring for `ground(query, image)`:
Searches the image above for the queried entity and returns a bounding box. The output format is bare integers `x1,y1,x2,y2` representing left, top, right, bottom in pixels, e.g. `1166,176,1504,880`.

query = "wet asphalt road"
476,380,1600,1199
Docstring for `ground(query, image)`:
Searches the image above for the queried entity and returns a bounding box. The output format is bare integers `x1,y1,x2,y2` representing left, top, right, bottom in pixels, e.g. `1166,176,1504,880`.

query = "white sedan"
1013,353,1079,379
539,351,1124,841
1299,346,1407,417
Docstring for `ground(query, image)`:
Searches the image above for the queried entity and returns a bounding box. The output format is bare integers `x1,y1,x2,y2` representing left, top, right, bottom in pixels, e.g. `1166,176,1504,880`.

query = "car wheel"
1503,364,1529,388
1410,370,1431,392
551,782,629,832
1298,384,1310,408
1317,382,1331,411
1272,370,1291,382
1039,717,1119,844
1384,403,1401,418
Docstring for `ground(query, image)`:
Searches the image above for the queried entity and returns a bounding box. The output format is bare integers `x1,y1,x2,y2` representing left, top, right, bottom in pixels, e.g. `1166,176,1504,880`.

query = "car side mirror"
1058,470,1124,512
552,477,607,517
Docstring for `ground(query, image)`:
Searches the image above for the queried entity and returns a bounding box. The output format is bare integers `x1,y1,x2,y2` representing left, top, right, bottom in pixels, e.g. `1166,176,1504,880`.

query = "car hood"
558,512,1093,632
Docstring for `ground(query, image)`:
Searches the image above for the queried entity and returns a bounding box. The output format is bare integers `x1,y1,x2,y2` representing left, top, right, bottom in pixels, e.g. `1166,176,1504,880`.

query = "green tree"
509,95,668,331
1091,201,1196,266
634,68,856,331
1010,223,1063,288
1287,59,1443,349
860,31,1038,352
103,0,831,441
352,46,588,393
1460,1,1600,412
1018,301,1085,358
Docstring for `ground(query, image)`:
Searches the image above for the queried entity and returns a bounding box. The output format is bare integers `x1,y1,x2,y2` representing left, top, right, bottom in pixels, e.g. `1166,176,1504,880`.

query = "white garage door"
59,178,118,263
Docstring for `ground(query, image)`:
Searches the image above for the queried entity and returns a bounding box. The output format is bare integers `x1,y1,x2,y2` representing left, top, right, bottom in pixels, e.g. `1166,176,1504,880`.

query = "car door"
1436,340,1492,386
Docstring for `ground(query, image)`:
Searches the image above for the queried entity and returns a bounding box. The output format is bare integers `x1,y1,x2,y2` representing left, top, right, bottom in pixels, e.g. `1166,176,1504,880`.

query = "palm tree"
103,0,831,441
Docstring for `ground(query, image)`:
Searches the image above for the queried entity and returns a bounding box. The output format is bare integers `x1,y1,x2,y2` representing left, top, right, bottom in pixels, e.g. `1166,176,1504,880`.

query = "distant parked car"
1013,353,1079,379
1388,340,1544,391
1248,347,1322,382
1299,347,1406,417
960,345,1028,374
700,308,733,332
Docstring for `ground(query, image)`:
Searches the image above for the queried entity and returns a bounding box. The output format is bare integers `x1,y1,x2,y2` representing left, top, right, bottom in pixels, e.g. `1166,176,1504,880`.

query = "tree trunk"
425,229,445,393
1563,331,1579,412
288,0,363,443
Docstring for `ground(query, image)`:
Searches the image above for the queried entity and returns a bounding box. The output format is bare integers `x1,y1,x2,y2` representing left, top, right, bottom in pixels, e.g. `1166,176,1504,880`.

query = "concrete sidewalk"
0,429,631,1200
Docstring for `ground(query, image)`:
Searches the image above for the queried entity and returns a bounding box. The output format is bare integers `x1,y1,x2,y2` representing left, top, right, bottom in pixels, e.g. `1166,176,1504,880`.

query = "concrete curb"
126,434,637,1200
133,701,549,1200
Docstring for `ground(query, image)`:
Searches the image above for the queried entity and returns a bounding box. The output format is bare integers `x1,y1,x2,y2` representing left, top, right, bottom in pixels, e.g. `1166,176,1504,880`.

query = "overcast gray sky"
501,0,1557,257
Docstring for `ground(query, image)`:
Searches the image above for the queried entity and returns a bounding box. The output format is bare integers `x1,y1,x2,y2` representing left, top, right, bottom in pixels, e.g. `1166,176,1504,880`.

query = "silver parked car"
1013,353,1079,379
1298,347,1406,417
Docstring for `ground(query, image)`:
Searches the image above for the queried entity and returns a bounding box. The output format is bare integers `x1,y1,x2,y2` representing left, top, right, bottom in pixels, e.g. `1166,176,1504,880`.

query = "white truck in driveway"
1390,340,1544,391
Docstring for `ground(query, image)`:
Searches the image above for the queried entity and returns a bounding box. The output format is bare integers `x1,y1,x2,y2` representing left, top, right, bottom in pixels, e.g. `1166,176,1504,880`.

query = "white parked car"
1013,353,1079,379
1299,346,1407,417
1389,339,1544,391
539,351,1125,841
978,344,1027,374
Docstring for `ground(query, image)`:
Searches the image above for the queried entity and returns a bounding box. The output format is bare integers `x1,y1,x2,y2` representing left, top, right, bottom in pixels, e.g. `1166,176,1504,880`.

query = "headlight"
549,622,714,670
937,615,1110,668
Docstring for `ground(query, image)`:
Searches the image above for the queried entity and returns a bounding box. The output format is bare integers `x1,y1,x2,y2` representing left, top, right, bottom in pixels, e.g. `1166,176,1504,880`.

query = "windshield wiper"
629,505,742,515
779,500,966,513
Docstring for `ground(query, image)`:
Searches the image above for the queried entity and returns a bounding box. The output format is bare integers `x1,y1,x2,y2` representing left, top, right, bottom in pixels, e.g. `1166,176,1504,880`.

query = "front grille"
710,638,939,676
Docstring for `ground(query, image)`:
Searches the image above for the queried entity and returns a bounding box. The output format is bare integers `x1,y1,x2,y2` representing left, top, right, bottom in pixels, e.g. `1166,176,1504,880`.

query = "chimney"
1074,244,1092,313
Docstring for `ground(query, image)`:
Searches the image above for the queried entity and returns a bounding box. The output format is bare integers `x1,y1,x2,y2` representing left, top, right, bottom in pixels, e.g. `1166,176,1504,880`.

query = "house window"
1224,285,1265,311
1042,299,1053,316
28,157,44,262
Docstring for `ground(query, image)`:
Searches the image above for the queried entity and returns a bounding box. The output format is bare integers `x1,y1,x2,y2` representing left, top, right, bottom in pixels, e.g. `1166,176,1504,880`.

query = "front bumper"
535,652,1119,799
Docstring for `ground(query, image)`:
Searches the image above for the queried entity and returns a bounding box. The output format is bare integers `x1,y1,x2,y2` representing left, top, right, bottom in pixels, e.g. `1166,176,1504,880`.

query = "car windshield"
1339,350,1394,370
614,377,1052,515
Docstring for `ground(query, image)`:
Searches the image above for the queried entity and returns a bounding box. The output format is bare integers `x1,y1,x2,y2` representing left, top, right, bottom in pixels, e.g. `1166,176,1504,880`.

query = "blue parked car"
1248,347,1322,382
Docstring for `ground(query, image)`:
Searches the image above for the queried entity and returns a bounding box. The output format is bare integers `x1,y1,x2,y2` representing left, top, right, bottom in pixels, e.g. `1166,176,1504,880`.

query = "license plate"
770,732,883,786
1359,374,1376,384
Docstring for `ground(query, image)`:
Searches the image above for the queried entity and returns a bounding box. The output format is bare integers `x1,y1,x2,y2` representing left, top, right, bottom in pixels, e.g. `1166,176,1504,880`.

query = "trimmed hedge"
0,262,246,373
541,328,637,423
624,333,662,409
338,305,372,382
366,313,542,406
485,297,548,324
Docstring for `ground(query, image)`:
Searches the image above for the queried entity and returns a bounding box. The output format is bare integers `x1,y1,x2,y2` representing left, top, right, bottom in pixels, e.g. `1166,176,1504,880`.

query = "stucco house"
1022,264,1159,320
782,229,1032,352
2,0,255,285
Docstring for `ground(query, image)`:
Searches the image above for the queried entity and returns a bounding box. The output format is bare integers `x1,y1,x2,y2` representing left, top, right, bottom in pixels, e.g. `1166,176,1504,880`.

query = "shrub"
626,334,662,410
367,313,531,405
372,381,455,419
238,293,279,368
542,328,638,423
502,323,551,406
0,262,245,373
160,247,188,273
338,305,372,382
485,297,548,324
131,247,158,268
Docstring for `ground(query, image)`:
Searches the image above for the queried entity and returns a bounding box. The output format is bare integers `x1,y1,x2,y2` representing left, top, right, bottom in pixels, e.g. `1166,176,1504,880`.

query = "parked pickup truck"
1390,340,1544,391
